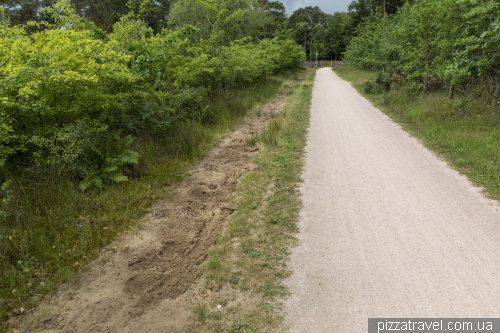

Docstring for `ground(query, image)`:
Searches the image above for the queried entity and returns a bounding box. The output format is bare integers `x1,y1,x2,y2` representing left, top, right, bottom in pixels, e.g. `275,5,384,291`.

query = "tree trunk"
310,27,314,62
303,30,307,52
492,82,500,107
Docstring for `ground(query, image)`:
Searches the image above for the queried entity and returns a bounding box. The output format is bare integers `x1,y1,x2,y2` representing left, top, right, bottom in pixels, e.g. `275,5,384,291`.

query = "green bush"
0,1,305,175
345,0,500,99
363,72,392,94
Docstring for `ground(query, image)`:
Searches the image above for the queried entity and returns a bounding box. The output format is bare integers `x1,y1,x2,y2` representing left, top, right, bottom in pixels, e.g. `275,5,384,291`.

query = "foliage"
348,0,415,24
0,180,12,220
343,10,386,69
0,69,303,333
0,0,304,173
324,12,352,60
78,131,140,191
1,22,130,173
287,6,326,60
363,72,392,94
168,0,285,44
344,0,500,100
2,0,172,32
2,0,56,25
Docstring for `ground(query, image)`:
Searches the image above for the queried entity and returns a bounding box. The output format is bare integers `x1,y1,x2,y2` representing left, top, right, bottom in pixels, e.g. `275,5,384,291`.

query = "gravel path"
284,68,500,332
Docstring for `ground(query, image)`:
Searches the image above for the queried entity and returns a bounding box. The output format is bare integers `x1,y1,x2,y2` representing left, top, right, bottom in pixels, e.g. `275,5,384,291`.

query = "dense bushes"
0,1,304,183
344,0,500,101
363,72,392,94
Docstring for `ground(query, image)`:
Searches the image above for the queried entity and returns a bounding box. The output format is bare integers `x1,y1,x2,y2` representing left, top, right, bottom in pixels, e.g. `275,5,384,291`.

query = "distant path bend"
284,68,500,332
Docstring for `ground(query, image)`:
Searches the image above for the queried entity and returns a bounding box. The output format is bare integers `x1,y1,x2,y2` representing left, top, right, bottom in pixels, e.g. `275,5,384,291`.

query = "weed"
231,322,249,332
193,303,207,322
205,256,220,270
246,137,257,147
257,116,286,146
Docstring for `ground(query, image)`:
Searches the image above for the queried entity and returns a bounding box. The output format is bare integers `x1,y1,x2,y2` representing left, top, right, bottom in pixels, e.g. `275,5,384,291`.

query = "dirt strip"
21,83,294,333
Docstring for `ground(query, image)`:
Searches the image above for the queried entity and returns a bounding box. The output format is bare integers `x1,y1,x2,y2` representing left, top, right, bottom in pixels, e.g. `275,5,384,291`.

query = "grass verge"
0,69,306,333
334,65,500,200
188,70,315,332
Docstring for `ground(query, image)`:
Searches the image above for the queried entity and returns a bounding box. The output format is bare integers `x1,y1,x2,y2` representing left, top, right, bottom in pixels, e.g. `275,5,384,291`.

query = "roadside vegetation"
189,69,314,333
344,0,499,100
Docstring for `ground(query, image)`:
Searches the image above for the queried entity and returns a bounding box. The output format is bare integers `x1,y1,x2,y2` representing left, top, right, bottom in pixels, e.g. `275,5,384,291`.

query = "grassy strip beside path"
334,66,500,200
189,70,315,332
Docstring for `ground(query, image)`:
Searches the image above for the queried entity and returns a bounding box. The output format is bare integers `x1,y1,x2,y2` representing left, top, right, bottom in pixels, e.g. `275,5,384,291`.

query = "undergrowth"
334,65,500,200
189,70,315,332
0,69,305,332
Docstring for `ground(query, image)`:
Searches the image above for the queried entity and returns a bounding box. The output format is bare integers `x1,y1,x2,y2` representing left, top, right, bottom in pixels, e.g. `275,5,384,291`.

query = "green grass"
0,69,305,333
334,65,500,200
189,70,315,332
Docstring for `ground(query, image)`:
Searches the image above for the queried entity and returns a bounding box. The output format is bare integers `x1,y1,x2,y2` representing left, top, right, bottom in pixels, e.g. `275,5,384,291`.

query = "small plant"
375,72,392,92
193,302,207,322
257,117,285,146
0,179,11,220
229,275,240,284
79,131,139,191
445,99,471,117
391,73,404,90
363,80,377,94
363,72,392,94
246,136,257,147
205,256,220,270
231,322,250,332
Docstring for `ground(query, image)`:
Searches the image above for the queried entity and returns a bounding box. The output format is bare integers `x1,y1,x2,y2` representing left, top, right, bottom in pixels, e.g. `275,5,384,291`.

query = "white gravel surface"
284,68,500,332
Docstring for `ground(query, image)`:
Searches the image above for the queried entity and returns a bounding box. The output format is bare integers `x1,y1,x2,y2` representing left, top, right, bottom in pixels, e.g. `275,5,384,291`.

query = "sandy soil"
21,85,293,333
284,68,500,332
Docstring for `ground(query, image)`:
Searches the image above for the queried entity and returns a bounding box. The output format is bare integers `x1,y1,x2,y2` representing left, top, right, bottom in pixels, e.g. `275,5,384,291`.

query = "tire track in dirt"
27,80,299,333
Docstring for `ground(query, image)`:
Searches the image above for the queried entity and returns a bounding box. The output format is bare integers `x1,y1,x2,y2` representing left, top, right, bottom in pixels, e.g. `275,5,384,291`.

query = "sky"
281,0,352,15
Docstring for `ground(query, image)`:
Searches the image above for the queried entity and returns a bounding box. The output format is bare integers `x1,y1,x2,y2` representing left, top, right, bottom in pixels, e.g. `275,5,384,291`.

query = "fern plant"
79,131,139,191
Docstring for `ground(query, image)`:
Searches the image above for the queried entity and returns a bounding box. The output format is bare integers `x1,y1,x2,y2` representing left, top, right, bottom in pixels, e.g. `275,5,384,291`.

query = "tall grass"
192,70,315,332
334,65,500,200
0,69,305,332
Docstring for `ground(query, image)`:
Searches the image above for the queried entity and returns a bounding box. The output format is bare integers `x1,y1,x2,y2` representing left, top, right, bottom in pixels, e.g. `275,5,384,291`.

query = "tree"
324,12,352,60
344,0,500,99
71,0,172,33
453,0,500,104
255,0,285,38
168,0,283,44
2,0,56,25
348,0,414,23
288,6,325,60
